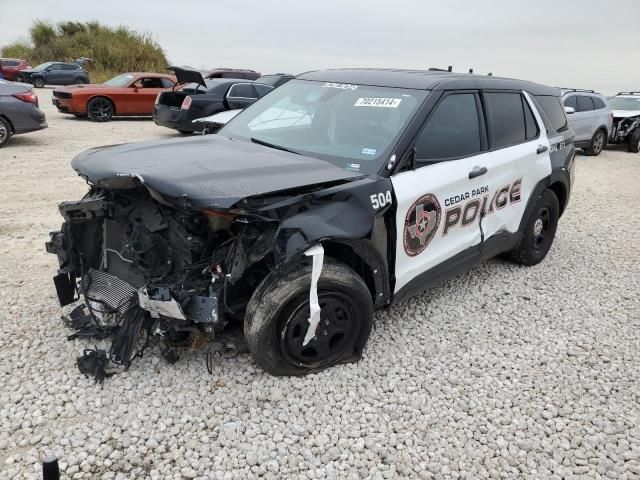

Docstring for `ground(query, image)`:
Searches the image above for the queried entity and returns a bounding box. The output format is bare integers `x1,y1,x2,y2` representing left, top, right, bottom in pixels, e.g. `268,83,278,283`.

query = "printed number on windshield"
371,191,392,209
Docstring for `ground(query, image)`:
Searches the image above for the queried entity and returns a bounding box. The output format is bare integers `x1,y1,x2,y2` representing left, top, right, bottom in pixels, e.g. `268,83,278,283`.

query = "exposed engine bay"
46,185,278,379
611,114,640,145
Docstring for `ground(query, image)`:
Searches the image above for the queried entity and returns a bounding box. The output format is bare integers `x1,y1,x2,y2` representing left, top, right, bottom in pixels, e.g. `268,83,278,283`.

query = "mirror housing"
565,106,575,114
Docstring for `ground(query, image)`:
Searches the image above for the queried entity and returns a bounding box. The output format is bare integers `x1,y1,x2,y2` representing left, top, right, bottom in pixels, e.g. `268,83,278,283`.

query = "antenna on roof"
488,72,493,76
448,66,453,72
468,68,474,74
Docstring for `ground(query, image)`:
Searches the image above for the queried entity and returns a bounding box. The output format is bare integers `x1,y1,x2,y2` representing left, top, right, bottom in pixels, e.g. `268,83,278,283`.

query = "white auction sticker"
354,97,402,108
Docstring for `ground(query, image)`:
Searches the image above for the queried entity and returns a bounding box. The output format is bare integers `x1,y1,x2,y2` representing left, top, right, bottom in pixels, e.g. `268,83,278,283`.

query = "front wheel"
505,189,560,266
74,78,86,85
628,128,640,153
87,97,114,122
244,260,374,376
33,77,45,88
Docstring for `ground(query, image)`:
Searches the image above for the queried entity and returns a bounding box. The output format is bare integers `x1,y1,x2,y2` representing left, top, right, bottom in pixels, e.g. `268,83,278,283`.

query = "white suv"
561,89,612,156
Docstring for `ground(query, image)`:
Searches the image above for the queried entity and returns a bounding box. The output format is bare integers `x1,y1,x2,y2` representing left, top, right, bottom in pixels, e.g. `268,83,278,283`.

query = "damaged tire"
244,260,373,376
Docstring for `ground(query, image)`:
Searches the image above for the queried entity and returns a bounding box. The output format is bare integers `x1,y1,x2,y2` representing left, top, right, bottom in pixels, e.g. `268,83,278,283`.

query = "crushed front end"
611,114,640,145
46,183,276,379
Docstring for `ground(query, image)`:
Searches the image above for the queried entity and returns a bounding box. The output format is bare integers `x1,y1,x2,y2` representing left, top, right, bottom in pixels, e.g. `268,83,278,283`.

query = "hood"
613,110,640,119
71,135,361,209
166,65,205,87
193,109,241,125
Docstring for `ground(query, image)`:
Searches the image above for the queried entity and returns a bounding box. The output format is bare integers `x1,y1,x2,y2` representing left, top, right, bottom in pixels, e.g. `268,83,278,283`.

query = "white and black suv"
47,69,575,378
561,89,612,156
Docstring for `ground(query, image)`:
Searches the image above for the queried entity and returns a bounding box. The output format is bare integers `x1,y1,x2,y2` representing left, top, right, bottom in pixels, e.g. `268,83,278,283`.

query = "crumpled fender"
268,176,395,306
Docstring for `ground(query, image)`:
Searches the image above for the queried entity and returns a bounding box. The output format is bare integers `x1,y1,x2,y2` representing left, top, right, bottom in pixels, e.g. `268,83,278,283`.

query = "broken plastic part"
302,244,324,346
138,286,186,320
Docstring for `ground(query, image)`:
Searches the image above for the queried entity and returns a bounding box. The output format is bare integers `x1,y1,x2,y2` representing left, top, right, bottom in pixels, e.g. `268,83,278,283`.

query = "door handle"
537,145,549,154
468,166,488,179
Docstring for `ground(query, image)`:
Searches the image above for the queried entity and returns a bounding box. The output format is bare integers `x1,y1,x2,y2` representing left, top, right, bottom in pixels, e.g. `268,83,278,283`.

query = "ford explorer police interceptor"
47,69,575,378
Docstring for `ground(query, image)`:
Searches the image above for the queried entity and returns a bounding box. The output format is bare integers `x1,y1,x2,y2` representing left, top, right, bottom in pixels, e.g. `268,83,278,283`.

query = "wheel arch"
0,114,15,133
87,95,116,115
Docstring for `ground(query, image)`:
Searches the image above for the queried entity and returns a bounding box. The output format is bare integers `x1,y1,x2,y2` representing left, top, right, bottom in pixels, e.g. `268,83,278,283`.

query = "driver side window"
414,93,482,162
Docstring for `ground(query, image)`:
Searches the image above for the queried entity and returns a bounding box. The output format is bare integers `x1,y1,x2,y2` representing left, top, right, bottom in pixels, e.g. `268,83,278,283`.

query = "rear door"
481,91,551,238
573,95,596,141
392,91,491,292
226,83,258,109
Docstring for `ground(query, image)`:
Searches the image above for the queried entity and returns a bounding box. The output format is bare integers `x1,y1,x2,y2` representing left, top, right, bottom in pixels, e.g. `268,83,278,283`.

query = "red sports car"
52,72,177,121
0,58,32,81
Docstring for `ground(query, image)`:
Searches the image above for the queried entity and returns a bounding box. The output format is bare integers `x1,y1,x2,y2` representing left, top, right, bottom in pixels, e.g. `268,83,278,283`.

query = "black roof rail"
428,66,453,72
558,88,597,94
616,91,640,96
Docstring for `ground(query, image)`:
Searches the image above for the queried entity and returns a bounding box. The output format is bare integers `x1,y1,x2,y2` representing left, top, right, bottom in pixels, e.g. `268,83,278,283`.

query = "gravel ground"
1,89,640,480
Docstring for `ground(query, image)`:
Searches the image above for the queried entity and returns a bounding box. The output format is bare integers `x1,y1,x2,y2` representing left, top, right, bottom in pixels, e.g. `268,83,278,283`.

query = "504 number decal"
370,191,392,209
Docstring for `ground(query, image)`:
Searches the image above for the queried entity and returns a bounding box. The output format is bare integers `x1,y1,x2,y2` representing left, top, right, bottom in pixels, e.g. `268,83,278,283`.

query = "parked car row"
561,88,640,154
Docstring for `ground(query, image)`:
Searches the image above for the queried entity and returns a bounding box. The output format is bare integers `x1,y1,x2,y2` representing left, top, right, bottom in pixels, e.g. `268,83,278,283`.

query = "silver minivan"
561,89,612,156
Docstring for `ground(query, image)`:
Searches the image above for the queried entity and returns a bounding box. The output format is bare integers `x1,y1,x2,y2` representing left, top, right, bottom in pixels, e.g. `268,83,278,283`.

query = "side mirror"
565,106,575,114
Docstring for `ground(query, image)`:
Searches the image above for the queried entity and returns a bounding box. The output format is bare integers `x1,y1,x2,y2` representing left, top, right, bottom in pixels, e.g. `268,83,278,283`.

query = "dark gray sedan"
0,80,48,147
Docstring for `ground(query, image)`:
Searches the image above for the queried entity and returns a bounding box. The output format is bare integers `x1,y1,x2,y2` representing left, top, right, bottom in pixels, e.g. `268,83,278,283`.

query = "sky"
0,0,638,95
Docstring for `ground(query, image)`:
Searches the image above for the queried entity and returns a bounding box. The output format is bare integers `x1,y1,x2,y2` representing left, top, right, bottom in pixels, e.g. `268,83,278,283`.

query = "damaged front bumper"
46,186,277,379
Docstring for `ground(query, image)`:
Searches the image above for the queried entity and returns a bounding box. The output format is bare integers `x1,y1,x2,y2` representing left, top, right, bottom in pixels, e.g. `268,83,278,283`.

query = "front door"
129,77,167,114
392,91,492,293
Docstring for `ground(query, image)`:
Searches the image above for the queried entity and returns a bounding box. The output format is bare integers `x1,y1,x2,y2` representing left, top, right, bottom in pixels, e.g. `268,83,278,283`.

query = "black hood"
71,135,361,208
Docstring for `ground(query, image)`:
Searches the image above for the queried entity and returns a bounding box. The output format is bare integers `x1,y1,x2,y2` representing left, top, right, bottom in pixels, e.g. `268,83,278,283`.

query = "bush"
1,20,168,83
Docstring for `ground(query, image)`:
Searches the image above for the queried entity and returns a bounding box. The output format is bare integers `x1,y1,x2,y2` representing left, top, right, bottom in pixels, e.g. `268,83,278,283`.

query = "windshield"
219,79,427,174
32,62,53,72
610,96,640,111
104,73,135,87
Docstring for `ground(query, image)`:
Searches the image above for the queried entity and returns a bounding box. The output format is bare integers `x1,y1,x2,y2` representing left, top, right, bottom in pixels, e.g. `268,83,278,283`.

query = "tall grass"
1,20,168,83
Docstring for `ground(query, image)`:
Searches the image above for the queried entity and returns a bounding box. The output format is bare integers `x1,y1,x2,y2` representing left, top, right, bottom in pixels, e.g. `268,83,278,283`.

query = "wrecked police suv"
47,69,575,377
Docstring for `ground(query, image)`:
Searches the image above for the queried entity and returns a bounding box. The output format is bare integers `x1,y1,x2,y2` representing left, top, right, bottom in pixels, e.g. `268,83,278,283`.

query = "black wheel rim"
89,100,112,120
34,79,43,87
532,206,551,250
279,291,359,368
593,132,604,153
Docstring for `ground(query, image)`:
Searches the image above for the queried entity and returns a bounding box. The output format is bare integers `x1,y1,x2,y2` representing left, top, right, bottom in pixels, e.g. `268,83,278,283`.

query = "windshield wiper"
250,137,300,155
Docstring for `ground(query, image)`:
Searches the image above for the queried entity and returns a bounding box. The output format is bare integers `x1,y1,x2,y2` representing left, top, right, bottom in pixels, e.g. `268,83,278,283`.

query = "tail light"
181,96,192,110
13,91,39,106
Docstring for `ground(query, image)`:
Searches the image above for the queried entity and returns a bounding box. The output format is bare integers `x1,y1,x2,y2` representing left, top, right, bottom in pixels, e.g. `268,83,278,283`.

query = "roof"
297,68,559,96
123,72,176,78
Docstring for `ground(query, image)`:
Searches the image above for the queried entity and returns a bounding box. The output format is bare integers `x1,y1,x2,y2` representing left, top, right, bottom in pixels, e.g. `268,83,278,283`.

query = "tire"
244,260,374,376
628,128,640,153
585,128,606,156
0,117,12,148
74,78,86,85
87,97,114,122
16,74,24,83
33,77,45,88
505,189,560,266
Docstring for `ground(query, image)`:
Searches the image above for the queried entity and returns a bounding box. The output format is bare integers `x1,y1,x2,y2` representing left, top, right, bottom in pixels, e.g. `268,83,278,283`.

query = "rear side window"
254,84,273,97
62,64,78,71
228,83,256,98
593,97,606,109
534,95,568,132
564,96,577,110
2,60,20,67
576,96,594,112
485,92,535,148
415,93,481,160
160,78,174,88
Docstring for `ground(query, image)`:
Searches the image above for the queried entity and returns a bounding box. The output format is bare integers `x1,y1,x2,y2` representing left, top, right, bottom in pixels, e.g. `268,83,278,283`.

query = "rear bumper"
13,105,48,134
153,105,197,132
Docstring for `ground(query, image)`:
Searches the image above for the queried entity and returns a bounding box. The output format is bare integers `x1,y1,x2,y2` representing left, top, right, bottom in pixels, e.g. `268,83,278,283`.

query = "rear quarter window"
593,97,606,109
534,95,568,133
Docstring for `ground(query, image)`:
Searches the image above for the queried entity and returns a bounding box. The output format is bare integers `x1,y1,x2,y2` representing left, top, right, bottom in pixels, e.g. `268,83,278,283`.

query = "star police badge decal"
403,194,441,256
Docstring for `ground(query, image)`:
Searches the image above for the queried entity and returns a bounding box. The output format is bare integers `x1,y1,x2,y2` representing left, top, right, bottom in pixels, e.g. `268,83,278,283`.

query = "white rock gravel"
1,89,640,479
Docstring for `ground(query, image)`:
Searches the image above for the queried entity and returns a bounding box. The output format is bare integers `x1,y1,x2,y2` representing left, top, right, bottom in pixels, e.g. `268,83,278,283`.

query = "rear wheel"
0,117,12,148
628,128,640,153
33,77,45,88
585,128,606,156
244,260,374,376
505,189,559,266
87,97,114,122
